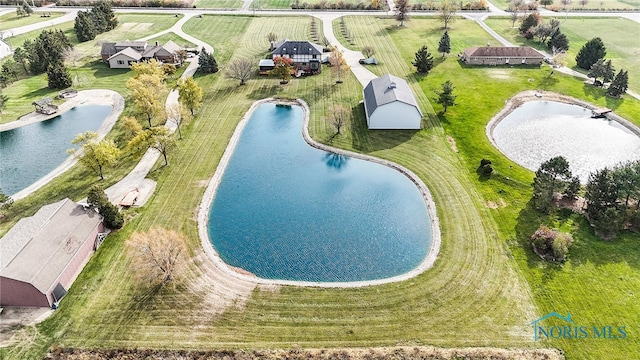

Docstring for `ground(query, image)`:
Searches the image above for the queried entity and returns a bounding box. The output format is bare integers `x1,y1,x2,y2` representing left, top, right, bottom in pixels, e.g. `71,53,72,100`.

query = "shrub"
482,164,493,175
480,158,492,167
87,185,124,229
531,225,573,262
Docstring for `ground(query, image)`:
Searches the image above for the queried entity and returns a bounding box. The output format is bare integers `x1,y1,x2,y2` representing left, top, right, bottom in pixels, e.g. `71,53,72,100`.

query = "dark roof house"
270,39,323,75
0,199,105,307
461,46,544,65
363,74,422,130
101,40,182,68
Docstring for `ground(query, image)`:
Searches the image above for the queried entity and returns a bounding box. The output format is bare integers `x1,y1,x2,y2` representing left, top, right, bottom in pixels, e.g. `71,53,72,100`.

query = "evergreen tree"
434,80,457,113
519,12,541,34
587,58,606,85
74,11,97,42
575,37,607,70
547,30,569,53
412,45,433,74
27,30,72,74
438,31,451,58
607,69,628,97
198,49,218,74
12,47,29,73
91,0,118,33
0,91,8,115
532,156,573,213
47,61,72,89
22,0,33,15
603,59,615,83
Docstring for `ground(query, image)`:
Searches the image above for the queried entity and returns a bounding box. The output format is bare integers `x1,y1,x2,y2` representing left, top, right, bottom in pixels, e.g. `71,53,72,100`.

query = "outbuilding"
460,46,544,66
0,199,105,308
363,74,423,130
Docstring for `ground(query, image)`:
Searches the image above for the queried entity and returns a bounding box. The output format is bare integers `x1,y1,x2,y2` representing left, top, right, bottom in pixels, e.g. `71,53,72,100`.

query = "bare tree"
226,57,254,86
62,47,81,67
438,1,457,30
394,0,411,26
166,103,190,140
509,5,519,28
579,0,588,8
329,46,349,83
267,32,277,51
127,228,188,285
361,46,375,58
328,105,350,134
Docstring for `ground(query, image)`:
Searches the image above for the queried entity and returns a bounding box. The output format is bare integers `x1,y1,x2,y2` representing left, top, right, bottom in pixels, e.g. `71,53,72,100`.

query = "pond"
207,103,433,283
490,101,640,182
0,105,113,196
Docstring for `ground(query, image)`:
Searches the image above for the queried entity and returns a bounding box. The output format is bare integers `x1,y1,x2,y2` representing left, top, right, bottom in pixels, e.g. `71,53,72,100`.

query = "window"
312,55,317,59
117,60,125,65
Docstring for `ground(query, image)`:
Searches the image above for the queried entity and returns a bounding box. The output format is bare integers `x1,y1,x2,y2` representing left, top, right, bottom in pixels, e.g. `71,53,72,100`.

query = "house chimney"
389,82,396,89
156,41,159,46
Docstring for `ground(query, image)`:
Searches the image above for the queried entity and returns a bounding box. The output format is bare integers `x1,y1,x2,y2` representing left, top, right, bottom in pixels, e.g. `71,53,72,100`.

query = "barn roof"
363,74,422,119
272,39,323,56
463,46,544,58
0,199,102,294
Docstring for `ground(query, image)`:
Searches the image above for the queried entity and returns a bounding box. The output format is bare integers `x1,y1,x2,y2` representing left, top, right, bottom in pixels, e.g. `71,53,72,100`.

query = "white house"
363,74,423,130
0,39,12,61
107,47,143,69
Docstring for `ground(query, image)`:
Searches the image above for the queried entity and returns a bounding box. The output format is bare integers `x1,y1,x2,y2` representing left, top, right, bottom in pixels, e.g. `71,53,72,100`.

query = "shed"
259,59,275,75
0,199,104,307
363,74,423,130
32,98,58,115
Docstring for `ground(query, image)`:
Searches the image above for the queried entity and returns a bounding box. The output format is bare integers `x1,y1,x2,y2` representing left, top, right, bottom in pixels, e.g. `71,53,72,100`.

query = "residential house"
363,74,423,130
271,39,323,74
0,199,105,307
460,46,545,66
101,40,182,69
0,38,11,61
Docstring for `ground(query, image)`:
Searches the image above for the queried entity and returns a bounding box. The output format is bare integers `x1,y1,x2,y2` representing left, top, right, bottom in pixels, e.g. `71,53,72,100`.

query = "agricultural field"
2,11,640,360
484,16,640,94
0,11,64,32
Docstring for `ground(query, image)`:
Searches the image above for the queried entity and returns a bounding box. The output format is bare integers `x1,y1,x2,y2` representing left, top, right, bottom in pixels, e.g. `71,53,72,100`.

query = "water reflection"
491,101,640,182
323,152,349,170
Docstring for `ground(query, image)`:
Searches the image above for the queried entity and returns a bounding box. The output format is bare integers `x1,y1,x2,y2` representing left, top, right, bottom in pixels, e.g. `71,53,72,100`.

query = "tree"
90,0,118,33
12,47,29,74
519,12,542,34
585,168,621,236
509,6,519,28
607,69,628,97
166,103,190,140
63,47,82,68
438,31,451,58
534,24,553,44
579,0,588,8
575,37,606,70
564,176,581,200
0,91,7,114
0,187,13,215
434,80,457,113
128,126,177,166
540,0,554,7
532,156,573,213
21,1,33,16
198,48,218,74
68,131,121,180
47,61,72,89
2,60,20,81
394,0,411,26
126,73,167,127
329,46,349,83
16,6,25,18
74,11,97,42
361,46,375,58
603,59,615,83
270,56,294,84
127,228,188,285
413,45,433,74
87,185,123,229
26,29,73,74
130,58,166,80
587,58,606,85
328,105,349,134
438,1,457,30
547,30,569,53
122,116,143,140
225,57,254,86
176,77,203,116
267,32,278,51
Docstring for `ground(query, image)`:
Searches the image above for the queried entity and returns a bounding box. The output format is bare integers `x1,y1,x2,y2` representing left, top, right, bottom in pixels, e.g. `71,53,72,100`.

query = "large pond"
490,101,640,182
0,105,113,195
208,103,432,283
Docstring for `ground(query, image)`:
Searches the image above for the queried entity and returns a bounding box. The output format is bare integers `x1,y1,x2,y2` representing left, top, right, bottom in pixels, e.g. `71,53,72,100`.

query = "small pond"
207,103,432,283
490,101,640,182
0,105,113,195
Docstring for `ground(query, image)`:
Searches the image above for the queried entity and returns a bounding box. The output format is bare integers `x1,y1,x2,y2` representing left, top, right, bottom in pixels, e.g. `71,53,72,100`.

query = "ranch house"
460,46,545,66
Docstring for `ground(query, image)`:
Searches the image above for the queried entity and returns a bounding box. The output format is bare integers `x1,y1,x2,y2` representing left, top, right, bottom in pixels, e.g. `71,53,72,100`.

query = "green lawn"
260,0,379,9
489,0,640,10
193,0,244,8
0,11,64,31
3,13,640,360
146,33,195,48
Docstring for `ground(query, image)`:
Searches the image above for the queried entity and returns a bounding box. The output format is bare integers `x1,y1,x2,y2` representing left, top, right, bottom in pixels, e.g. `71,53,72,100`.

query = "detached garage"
363,74,423,130
0,199,104,308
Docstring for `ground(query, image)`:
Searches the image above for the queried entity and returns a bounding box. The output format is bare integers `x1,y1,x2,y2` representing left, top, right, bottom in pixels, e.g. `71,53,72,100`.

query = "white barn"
363,74,423,130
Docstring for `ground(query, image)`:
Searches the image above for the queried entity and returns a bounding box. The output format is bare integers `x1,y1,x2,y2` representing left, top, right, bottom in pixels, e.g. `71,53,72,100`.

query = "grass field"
2,13,640,360
260,0,378,9
193,0,244,8
489,0,640,10
146,33,196,48
484,17,640,94
0,11,64,31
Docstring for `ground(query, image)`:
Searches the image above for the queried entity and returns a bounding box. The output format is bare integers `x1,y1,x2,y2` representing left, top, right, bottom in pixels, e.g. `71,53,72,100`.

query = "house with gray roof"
0,199,105,307
363,74,423,130
271,39,323,74
461,46,544,66
101,40,182,68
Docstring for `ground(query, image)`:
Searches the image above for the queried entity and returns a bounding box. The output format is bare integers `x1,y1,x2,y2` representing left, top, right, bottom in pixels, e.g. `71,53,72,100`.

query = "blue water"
208,103,431,282
0,105,112,195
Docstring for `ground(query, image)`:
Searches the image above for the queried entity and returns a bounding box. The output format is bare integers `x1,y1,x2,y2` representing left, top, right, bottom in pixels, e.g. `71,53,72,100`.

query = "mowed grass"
364,15,640,359
0,11,64,31
490,0,640,10
193,0,244,8
260,0,374,9
484,17,640,93
146,33,195,48
0,13,182,123
4,14,539,358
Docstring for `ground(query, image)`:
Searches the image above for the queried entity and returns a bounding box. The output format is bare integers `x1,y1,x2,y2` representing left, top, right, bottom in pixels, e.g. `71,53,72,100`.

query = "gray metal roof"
0,199,102,294
100,42,117,56
272,39,323,56
363,74,422,118
463,46,544,58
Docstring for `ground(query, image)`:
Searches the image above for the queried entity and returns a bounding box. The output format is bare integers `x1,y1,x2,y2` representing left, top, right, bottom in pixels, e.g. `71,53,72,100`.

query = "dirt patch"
446,135,458,153
485,69,511,80
118,23,153,32
45,346,564,359
0,307,53,347
486,198,506,209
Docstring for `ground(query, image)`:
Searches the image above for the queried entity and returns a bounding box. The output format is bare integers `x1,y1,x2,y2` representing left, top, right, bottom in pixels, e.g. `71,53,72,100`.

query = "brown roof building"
461,46,544,66
0,199,105,308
